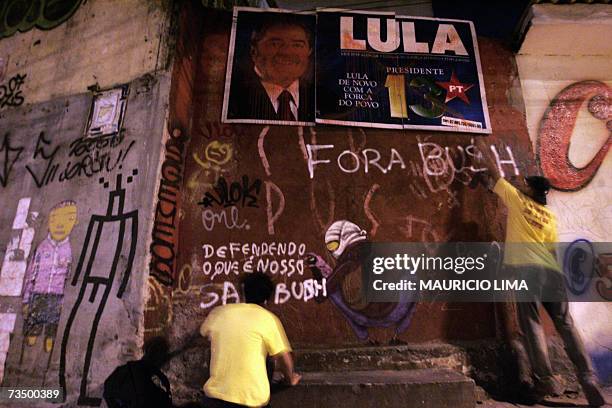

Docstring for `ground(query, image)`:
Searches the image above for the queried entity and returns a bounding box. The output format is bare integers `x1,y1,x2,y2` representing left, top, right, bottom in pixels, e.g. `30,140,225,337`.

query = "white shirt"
255,67,300,120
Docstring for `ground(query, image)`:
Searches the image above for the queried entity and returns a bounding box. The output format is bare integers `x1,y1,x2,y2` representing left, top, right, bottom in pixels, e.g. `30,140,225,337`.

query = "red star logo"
436,72,474,104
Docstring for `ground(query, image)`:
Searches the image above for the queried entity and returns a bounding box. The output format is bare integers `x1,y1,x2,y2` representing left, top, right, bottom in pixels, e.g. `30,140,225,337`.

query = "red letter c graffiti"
537,81,611,191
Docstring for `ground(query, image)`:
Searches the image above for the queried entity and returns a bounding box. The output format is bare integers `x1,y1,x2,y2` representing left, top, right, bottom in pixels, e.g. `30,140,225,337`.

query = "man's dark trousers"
514,266,594,384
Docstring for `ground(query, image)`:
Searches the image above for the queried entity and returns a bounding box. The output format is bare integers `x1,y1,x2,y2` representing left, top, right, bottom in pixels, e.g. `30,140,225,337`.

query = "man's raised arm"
474,137,501,188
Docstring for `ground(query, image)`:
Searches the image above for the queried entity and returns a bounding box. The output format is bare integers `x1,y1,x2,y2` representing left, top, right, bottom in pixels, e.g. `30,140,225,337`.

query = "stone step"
294,343,474,373
271,368,475,408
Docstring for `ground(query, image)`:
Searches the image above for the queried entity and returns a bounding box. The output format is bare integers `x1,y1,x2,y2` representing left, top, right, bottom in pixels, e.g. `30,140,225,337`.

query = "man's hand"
275,371,301,386
287,372,302,386
473,137,501,186
275,351,301,387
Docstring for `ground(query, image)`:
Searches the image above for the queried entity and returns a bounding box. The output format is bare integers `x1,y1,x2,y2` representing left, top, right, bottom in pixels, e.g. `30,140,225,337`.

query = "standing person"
475,139,606,406
200,272,301,408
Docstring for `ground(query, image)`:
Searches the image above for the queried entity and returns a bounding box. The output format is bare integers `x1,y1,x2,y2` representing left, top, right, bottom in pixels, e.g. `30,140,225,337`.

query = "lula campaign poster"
316,10,492,134
222,7,316,126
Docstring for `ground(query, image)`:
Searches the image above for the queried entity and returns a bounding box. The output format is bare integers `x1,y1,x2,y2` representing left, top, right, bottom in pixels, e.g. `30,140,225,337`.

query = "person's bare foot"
580,376,606,407
289,373,302,386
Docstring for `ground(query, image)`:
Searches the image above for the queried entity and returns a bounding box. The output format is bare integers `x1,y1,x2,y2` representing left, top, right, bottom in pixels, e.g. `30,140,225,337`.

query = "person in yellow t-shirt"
200,272,301,408
475,138,605,407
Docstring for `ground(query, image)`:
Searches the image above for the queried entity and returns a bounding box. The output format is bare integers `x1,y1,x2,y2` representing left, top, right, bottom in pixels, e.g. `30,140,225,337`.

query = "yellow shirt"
493,178,560,272
200,303,291,407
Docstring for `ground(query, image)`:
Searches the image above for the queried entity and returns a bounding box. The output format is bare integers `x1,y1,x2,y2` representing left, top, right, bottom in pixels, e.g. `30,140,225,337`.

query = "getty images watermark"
361,242,611,303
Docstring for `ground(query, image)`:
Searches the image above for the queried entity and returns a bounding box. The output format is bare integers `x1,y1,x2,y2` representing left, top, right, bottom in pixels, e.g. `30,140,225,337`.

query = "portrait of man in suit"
224,11,315,125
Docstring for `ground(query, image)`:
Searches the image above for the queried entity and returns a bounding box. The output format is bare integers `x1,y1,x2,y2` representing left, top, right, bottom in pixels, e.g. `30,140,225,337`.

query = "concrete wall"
0,0,172,405
0,0,169,105
516,4,612,383
0,74,170,405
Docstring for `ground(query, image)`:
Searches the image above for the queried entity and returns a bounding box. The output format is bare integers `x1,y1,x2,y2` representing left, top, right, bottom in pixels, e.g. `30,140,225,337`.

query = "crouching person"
103,336,173,408
200,272,301,408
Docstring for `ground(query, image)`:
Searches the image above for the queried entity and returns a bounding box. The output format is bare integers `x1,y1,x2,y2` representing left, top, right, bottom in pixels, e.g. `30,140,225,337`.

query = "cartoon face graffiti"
307,219,416,344
204,141,233,166
48,202,78,242
325,220,367,259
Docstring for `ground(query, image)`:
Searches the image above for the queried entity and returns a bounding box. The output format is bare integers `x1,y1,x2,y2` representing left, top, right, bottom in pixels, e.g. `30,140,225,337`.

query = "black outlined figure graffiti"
59,170,138,406
0,133,24,187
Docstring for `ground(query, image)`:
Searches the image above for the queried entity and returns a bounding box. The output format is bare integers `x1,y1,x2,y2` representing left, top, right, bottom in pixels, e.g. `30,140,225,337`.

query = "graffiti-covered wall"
167,6,538,351
0,73,170,405
0,0,173,406
516,4,612,383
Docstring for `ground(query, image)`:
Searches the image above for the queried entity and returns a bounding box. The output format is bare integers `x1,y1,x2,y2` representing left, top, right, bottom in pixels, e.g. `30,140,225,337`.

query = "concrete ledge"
294,343,470,372
271,368,475,408
168,340,582,405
